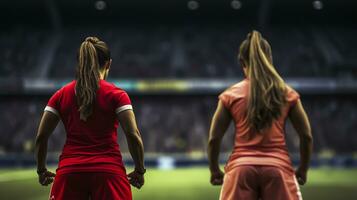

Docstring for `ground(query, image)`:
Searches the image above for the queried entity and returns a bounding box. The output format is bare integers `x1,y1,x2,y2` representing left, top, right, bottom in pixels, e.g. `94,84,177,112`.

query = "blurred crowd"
0,95,356,154
0,25,356,155
0,25,356,79
0,29,51,78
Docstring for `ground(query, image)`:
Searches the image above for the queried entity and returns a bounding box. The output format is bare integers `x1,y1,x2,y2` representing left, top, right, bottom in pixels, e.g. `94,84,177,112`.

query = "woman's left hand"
128,170,145,189
38,170,56,186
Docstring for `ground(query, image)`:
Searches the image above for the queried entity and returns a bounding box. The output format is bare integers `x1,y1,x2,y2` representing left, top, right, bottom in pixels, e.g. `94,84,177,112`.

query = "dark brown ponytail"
76,37,110,121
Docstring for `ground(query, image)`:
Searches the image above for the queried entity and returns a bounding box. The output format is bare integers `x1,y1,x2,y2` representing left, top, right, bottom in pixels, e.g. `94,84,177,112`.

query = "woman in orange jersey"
207,30,313,200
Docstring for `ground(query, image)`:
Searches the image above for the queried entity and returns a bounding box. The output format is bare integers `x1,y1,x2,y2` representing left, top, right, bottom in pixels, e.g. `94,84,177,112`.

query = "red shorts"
49,172,132,200
220,165,302,200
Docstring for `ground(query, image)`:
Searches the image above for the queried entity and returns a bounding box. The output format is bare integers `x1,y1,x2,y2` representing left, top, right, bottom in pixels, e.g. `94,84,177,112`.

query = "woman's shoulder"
223,78,249,95
64,80,76,88
285,83,299,96
285,83,300,105
99,80,127,94
55,80,76,93
219,78,249,102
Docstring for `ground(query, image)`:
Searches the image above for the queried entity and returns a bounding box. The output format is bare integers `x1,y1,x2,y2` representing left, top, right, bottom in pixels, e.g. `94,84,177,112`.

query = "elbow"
125,129,142,141
35,135,41,145
208,136,221,147
302,135,313,148
35,133,48,146
301,130,313,144
306,134,313,144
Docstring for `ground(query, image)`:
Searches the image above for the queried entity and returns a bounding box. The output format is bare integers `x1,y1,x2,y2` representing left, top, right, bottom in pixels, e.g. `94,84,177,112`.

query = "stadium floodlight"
187,0,199,10
231,0,242,10
312,0,323,10
95,0,107,11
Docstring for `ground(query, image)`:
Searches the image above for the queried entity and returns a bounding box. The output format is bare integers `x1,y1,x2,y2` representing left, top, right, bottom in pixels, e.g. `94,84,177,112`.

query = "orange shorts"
220,165,302,200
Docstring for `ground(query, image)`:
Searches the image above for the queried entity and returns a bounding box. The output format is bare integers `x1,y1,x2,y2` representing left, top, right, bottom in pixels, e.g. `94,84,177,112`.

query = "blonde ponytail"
240,30,286,131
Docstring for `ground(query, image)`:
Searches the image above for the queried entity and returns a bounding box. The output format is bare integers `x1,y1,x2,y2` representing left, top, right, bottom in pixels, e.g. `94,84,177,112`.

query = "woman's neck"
99,70,107,80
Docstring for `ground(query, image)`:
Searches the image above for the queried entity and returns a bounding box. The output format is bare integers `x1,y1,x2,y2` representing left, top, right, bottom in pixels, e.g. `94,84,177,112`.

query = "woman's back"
219,78,300,173
45,79,132,175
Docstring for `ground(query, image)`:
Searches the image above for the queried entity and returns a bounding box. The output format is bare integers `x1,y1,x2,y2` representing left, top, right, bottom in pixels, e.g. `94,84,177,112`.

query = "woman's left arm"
35,111,59,186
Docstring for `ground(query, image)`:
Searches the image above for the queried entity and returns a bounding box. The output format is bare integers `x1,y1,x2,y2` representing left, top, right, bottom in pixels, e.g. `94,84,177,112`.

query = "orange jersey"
219,78,300,174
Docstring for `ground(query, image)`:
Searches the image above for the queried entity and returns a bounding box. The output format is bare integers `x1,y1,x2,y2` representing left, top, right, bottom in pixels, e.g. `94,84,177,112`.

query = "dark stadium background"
0,0,357,199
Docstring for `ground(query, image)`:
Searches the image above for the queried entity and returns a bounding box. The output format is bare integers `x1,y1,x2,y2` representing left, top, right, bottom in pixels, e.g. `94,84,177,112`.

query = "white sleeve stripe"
44,106,59,116
115,105,133,114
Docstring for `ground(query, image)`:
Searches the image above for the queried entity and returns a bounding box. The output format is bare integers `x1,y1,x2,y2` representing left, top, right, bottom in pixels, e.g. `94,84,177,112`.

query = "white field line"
0,170,35,182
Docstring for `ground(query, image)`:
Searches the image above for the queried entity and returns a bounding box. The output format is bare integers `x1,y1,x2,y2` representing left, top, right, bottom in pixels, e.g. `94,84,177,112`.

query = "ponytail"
240,30,286,131
76,37,110,121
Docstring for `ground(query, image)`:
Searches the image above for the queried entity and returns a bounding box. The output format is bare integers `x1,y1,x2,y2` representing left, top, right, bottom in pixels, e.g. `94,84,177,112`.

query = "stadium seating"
0,25,356,156
0,96,356,154
1,26,356,78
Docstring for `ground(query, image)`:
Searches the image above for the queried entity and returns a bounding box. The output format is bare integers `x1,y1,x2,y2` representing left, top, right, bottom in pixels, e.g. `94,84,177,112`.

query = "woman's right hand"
128,170,145,189
295,167,308,185
210,169,224,186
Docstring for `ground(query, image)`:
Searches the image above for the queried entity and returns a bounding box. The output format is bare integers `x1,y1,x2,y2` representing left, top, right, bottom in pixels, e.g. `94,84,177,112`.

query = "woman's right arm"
117,110,145,189
208,100,231,185
35,111,59,186
288,99,313,185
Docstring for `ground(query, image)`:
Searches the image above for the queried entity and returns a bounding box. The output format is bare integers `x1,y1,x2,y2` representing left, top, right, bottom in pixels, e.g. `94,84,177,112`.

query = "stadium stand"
1,26,356,79
48,26,357,78
0,29,51,78
1,96,356,155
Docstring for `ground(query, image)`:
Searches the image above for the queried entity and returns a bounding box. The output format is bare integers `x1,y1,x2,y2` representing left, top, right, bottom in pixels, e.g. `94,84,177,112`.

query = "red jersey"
219,79,300,174
45,79,132,176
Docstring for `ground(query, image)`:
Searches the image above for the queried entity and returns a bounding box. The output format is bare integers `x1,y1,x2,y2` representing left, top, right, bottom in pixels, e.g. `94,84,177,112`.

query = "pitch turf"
0,167,356,200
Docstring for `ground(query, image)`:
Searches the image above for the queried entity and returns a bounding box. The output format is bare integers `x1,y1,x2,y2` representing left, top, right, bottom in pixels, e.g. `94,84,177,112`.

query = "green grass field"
0,167,356,200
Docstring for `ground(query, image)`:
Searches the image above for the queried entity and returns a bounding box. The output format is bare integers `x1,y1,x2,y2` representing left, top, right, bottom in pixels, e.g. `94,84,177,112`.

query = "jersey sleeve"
218,82,246,110
219,91,233,110
111,89,133,114
44,88,63,116
286,85,300,107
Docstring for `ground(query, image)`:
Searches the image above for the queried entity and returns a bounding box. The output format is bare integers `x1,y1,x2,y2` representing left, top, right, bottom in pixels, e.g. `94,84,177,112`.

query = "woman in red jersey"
35,37,145,200
208,31,313,200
